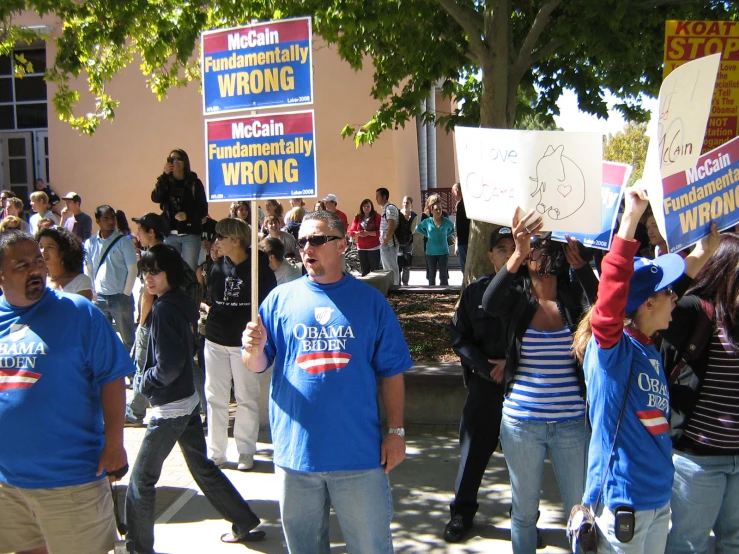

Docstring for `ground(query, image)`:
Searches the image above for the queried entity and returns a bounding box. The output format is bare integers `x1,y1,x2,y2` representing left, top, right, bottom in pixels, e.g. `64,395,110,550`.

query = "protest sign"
660,135,739,253
205,110,317,201
201,17,313,114
551,162,632,250
665,20,739,151
644,53,722,241
455,127,602,233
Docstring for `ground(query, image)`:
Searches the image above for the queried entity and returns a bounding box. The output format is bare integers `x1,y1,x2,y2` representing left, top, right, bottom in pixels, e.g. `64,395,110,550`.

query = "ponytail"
572,306,595,364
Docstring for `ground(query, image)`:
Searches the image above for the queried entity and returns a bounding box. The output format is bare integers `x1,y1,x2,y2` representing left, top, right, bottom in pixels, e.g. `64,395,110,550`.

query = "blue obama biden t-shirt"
0,289,135,489
260,274,413,472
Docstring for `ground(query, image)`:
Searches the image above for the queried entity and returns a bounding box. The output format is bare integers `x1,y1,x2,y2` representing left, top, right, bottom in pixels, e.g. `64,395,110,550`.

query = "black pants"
358,249,381,276
450,371,505,524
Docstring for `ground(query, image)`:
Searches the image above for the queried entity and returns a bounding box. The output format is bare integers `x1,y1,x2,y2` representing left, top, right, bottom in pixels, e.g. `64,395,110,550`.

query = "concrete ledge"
357,270,394,296
381,362,466,425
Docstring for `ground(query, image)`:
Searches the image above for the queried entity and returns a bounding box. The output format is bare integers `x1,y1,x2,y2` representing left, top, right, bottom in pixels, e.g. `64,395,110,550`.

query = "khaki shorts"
0,478,116,554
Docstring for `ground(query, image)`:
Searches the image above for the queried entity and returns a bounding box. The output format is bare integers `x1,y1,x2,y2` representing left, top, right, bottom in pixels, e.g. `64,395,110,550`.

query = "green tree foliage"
1,0,736,278
605,122,649,187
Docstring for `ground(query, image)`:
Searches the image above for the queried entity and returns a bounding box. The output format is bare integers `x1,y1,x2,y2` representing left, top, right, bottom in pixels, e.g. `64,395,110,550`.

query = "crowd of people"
1,149,737,554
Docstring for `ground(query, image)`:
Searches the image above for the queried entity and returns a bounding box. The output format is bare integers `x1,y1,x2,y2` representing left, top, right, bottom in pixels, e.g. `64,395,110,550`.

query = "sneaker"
124,415,145,427
443,514,471,543
237,454,255,471
212,457,227,469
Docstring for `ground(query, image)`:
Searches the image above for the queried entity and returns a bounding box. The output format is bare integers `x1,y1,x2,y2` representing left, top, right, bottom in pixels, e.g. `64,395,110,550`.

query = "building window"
0,47,48,130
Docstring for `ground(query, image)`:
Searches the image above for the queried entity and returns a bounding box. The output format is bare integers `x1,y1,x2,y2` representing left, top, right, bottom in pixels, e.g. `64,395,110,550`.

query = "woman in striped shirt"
482,209,598,554
660,233,739,554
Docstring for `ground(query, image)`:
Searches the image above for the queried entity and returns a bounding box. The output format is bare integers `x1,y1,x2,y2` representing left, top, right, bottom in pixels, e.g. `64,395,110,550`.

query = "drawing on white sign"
529,145,586,221
454,127,601,233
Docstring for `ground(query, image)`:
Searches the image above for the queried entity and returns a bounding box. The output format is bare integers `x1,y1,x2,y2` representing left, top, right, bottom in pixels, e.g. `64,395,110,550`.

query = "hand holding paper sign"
643,53,722,247
506,208,544,273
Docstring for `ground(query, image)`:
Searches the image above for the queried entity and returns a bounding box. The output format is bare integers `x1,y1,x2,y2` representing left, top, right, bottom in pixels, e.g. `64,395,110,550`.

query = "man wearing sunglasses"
242,211,413,554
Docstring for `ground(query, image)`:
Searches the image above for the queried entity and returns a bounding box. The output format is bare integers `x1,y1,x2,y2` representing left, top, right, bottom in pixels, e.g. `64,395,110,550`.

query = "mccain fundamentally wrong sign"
205,110,317,201
201,17,313,114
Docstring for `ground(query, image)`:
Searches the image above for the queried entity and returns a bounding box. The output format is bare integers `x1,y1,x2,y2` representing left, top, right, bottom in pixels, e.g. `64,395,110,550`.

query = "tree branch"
530,38,563,64
438,0,487,62
509,0,560,82
516,0,561,66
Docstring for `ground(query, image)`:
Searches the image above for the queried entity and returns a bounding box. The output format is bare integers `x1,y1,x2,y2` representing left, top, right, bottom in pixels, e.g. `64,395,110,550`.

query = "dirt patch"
388,292,459,363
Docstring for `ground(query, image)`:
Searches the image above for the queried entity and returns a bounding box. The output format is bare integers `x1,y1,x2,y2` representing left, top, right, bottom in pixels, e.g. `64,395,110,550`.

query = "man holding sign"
242,210,412,554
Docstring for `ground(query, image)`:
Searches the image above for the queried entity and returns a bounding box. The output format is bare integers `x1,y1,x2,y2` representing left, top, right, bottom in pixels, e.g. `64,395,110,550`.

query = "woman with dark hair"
230,201,250,222
348,199,382,276
314,200,326,212
115,209,132,238
37,227,93,299
262,199,284,230
481,209,598,554
659,233,739,554
571,187,718,554
151,148,208,271
126,244,265,552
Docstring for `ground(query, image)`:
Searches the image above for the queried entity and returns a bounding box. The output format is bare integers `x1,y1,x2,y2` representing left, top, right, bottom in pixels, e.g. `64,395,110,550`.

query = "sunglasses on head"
297,235,342,249
167,156,183,163
142,269,161,276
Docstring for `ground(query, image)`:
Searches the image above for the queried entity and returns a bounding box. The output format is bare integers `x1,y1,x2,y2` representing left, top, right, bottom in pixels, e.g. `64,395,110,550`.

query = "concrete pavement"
117,423,572,553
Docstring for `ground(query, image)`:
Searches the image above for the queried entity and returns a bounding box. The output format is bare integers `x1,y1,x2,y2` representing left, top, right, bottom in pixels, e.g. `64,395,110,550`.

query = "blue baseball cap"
625,254,685,313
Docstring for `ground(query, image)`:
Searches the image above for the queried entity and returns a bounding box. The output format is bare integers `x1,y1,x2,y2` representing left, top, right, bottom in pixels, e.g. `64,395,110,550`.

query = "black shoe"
443,514,471,543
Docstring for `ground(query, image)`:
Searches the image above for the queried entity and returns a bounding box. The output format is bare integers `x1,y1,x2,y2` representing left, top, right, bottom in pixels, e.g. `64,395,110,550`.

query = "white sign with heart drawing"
454,127,603,233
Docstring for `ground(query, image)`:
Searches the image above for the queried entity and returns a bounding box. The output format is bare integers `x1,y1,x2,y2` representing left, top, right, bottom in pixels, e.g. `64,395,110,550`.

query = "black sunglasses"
167,156,183,163
215,233,228,240
660,286,674,296
142,269,161,276
297,235,343,249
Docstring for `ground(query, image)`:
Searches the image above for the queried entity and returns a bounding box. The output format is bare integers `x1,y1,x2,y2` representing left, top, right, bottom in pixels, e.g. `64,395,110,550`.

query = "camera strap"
593,361,635,512
110,481,128,537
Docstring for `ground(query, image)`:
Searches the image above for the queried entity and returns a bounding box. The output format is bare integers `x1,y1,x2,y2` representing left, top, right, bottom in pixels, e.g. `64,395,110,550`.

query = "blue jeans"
164,233,201,271
500,414,587,554
380,243,399,286
595,503,670,554
666,451,739,554
125,408,260,553
426,254,448,286
457,243,467,274
94,293,135,354
276,466,394,554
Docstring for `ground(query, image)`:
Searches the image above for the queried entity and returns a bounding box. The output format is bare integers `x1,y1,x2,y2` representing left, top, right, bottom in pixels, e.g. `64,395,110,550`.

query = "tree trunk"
463,17,512,285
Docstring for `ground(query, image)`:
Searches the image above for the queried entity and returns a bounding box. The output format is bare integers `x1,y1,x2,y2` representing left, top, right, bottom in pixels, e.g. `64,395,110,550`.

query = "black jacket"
205,251,276,347
140,290,200,407
481,264,599,394
151,171,208,236
450,274,506,385
658,292,718,454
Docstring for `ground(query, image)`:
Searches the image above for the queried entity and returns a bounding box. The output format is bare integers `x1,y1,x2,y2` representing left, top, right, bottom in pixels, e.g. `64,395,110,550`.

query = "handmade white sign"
644,53,722,241
455,127,603,233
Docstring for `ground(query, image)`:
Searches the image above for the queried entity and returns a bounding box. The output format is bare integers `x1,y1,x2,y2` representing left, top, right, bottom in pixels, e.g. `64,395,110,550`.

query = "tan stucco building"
2,12,457,225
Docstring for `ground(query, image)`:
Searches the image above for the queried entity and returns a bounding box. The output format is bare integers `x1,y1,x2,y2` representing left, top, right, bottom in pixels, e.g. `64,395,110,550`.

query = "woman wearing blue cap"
572,186,718,554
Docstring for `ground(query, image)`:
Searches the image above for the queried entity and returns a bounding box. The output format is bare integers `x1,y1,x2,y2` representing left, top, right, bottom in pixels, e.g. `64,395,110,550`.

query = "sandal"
220,530,266,543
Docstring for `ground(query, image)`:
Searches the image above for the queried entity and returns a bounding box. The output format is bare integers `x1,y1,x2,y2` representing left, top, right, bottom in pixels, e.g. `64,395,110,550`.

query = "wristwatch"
387,427,405,438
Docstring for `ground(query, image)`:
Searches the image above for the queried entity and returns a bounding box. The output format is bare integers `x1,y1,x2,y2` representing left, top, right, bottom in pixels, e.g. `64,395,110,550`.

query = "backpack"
393,207,413,245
